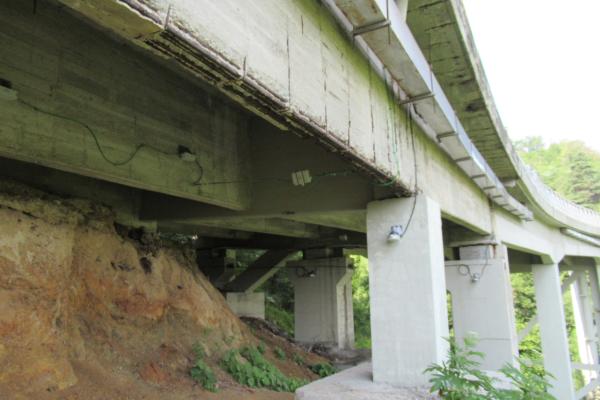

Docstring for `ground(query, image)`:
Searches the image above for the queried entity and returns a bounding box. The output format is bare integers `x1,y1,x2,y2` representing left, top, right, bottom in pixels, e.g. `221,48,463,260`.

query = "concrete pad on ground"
295,363,438,400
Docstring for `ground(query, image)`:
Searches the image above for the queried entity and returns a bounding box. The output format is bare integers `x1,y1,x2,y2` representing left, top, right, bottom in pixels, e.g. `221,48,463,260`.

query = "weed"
274,347,286,360
309,363,336,378
425,337,556,400
189,343,217,392
221,346,307,392
292,353,305,366
257,341,266,354
224,335,235,345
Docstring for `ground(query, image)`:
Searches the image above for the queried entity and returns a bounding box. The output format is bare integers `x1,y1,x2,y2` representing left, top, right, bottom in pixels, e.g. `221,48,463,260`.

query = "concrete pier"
445,244,519,371
366,195,449,387
533,263,575,400
288,256,355,349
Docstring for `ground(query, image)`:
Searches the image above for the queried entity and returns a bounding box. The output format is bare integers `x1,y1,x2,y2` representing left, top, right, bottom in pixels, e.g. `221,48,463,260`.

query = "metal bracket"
398,92,434,105
352,19,391,36
436,131,457,141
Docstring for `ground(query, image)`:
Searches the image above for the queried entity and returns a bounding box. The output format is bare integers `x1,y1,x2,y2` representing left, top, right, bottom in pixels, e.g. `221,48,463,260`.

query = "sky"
461,0,600,152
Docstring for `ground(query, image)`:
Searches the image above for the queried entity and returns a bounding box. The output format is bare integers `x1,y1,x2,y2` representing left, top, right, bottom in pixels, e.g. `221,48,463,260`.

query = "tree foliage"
515,136,600,210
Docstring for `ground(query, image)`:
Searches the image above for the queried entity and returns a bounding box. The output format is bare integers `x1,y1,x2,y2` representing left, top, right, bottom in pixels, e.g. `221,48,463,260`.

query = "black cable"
400,105,419,238
18,99,205,183
195,170,354,186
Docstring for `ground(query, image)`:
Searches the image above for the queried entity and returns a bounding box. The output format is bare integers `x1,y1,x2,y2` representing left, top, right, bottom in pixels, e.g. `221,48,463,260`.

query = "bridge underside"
1,1,600,399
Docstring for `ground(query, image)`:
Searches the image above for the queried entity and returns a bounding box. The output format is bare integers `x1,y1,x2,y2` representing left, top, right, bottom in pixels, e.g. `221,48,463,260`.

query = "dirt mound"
0,181,322,399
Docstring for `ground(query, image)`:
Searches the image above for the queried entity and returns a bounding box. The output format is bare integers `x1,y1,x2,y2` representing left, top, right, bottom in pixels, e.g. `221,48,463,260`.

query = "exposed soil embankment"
0,181,323,399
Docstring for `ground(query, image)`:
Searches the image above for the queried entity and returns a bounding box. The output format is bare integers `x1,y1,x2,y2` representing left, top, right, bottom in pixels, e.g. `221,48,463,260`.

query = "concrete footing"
295,363,436,400
288,256,354,349
226,292,265,319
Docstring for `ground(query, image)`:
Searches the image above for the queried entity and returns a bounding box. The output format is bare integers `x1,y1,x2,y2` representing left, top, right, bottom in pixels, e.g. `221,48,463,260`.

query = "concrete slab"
295,363,438,400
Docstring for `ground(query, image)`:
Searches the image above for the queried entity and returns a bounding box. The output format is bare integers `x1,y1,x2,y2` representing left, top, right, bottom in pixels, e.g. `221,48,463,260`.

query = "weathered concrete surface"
226,292,265,319
54,0,494,235
0,0,250,210
493,207,600,263
367,195,448,387
295,363,438,400
288,257,355,349
532,263,576,400
445,245,519,371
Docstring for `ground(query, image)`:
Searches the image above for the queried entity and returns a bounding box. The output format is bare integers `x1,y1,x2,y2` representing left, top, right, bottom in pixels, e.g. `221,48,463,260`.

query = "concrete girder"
0,0,251,211
194,232,367,252
224,249,296,293
54,0,496,236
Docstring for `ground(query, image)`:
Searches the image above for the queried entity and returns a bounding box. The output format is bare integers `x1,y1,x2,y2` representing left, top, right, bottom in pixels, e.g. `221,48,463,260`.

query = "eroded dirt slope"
0,181,323,399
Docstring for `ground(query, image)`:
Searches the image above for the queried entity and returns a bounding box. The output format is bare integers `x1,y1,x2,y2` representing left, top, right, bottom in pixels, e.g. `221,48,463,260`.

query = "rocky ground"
0,180,326,399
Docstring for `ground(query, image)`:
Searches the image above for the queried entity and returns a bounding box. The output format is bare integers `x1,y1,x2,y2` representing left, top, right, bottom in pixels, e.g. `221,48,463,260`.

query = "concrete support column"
445,244,518,371
532,263,575,400
571,273,599,383
226,292,265,319
366,195,448,387
288,256,354,349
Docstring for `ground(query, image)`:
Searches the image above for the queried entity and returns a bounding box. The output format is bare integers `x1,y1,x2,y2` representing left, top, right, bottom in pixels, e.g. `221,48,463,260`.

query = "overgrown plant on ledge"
425,337,556,400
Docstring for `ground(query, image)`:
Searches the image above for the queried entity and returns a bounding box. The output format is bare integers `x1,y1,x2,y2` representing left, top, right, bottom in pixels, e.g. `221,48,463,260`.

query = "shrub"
425,337,556,400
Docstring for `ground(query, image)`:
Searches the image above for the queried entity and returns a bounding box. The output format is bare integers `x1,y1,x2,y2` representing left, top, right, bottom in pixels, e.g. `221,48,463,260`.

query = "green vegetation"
189,343,217,392
513,136,600,388
309,363,336,378
426,337,555,400
221,346,307,392
274,347,286,360
292,353,305,366
351,255,371,349
515,136,600,211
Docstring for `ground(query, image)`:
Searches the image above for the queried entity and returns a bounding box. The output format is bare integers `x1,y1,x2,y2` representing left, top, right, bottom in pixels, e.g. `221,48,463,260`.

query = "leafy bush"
425,337,556,400
221,346,307,392
309,363,336,378
189,343,217,392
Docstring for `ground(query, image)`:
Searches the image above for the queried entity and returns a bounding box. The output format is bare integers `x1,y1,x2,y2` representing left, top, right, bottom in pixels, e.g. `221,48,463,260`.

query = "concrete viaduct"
1,0,599,398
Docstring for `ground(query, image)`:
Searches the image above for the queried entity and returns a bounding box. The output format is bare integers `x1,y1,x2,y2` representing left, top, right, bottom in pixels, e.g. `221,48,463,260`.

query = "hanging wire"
195,169,355,187
398,104,419,238
457,245,491,283
18,99,205,183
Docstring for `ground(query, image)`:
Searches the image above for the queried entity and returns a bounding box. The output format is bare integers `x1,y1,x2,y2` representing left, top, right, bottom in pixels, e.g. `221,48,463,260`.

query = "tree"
514,136,600,211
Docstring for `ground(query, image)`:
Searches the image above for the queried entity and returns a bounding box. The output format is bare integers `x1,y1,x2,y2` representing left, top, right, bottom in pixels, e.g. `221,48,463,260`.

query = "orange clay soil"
0,180,326,400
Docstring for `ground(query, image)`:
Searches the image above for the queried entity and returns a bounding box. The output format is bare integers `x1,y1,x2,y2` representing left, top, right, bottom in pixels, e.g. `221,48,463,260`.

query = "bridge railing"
518,158,600,228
